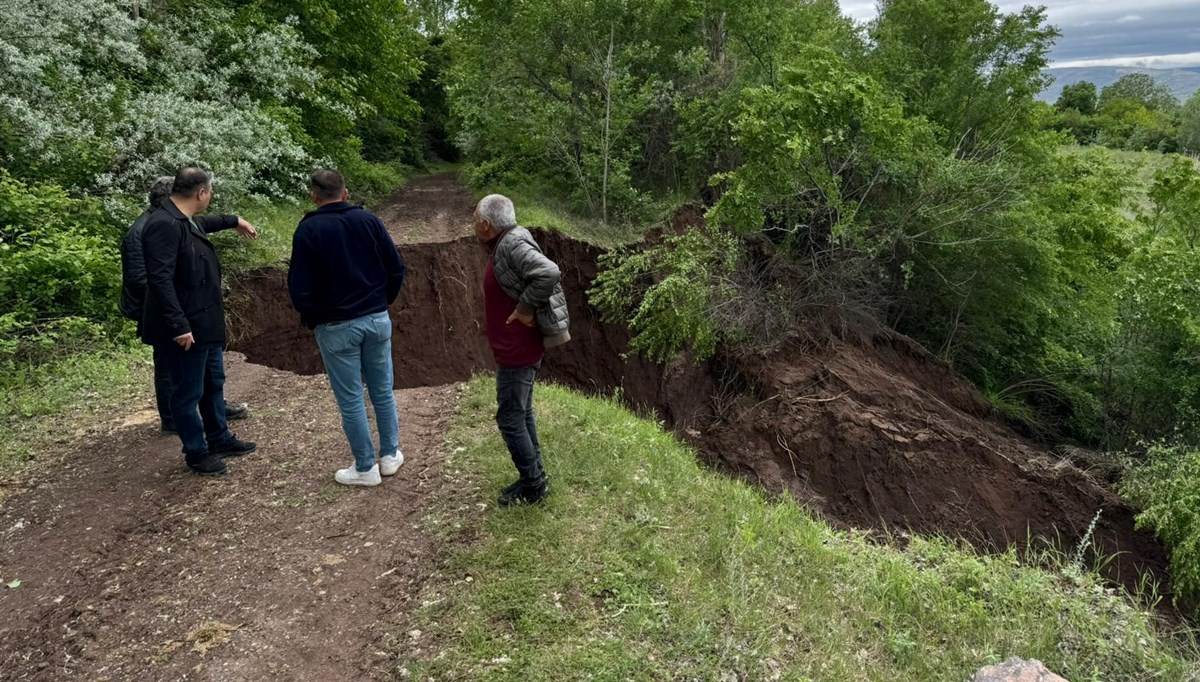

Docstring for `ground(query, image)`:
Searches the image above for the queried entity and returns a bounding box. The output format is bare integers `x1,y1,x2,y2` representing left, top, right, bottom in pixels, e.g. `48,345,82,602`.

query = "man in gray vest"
473,194,570,506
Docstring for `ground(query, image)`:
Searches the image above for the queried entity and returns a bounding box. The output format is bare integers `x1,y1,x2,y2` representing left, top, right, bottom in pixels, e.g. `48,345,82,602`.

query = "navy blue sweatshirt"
288,202,407,329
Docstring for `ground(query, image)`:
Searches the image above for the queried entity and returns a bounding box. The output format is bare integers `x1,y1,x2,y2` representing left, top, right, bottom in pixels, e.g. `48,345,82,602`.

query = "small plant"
1069,509,1103,578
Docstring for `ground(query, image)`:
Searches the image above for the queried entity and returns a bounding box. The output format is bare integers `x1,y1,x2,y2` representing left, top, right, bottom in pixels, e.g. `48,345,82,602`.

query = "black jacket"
287,202,406,329
122,207,241,324
139,201,239,345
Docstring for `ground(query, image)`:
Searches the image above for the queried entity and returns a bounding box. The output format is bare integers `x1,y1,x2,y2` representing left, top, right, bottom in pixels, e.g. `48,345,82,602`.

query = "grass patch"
0,344,152,483
398,378,1200,681
211,200,308,277
470,176,659,248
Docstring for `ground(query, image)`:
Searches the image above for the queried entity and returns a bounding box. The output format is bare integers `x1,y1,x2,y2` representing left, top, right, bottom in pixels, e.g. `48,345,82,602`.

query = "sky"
840,0,1200,68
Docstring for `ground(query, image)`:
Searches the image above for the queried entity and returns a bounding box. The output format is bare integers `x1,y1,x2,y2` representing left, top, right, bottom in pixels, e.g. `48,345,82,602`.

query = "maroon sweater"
484,255,544,367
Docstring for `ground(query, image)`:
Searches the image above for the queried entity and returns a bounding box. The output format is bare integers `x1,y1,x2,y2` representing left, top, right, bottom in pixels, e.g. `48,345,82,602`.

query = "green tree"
1180,91,1200,152
450,0,856,222
868,0,1058,154
0,170,121,370
1055,81,1098,116
1097,98,1178,151
1053,107,1099,144
1099,73,1179,113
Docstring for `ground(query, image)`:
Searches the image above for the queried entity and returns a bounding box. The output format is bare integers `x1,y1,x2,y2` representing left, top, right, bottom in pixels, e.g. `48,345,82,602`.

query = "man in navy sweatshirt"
288,169,407,487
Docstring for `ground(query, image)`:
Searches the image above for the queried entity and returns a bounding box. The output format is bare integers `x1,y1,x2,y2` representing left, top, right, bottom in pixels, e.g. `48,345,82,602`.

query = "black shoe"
186,453,228,476
210,435,257,458
498,478,547,507
225,402,249,421
501,479,523,496
161,420,177,434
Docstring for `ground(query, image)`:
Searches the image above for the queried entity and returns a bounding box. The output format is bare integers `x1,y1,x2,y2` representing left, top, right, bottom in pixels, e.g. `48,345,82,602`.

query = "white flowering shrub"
0,0,321,204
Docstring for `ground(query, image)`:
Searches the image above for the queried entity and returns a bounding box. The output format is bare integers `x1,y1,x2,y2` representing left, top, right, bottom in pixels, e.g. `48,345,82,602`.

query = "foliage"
578,0,1199,448
1045,74,1189,153
1180,91,1200,152
1099,73,1181,114
245,0,427,183
0,170,124,370
592,229,740,361
1056,81,1097,116
401,378,1200,679
449,0,857,224
868,0,1058,154
0,0,317,203
1122,441,1200,602
0,0,434,382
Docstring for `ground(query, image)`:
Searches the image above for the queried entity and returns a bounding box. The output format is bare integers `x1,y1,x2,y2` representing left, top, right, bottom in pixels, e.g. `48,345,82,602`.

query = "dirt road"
0,174,477,681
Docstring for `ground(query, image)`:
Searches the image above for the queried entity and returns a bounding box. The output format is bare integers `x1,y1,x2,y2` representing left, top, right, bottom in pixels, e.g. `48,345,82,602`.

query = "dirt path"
375,172,476,245
0,178,475,681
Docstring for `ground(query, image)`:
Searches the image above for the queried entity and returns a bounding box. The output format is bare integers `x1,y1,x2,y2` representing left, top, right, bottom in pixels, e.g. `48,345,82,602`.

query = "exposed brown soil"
0,355,459,680
227,231,714,431
701,336,1168,592
228,187,1171,594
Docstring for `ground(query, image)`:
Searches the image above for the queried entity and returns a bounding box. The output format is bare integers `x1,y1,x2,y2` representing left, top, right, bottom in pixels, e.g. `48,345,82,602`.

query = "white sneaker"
335,463,382,487
380,451,405,477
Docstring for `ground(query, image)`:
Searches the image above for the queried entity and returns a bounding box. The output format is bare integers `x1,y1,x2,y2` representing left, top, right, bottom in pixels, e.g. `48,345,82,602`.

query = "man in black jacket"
288,169,407,487
142,167,258,476
119,176,248,434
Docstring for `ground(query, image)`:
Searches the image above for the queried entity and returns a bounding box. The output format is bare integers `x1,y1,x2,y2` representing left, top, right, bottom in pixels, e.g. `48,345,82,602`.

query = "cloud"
1052,51,1200,69
837,0,1200,66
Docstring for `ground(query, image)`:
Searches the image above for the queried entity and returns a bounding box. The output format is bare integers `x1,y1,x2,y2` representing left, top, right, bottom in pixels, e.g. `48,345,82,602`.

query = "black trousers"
495,364,546,484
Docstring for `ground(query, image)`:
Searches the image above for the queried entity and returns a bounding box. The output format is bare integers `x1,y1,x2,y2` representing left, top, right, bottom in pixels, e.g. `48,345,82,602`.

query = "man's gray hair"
148,176,174,209
477,194,517,230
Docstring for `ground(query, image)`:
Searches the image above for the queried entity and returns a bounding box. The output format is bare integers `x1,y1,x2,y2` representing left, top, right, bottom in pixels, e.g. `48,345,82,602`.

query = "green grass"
0,344,152,483
471,177,658,248
211,200,307,276
397,378,1200,681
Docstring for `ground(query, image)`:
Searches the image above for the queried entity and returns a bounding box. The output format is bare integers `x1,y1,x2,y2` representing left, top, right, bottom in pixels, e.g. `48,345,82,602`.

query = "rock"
973,657,1069,682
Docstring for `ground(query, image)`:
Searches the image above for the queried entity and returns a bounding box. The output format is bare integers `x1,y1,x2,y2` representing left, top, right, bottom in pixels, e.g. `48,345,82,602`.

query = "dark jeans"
153,345,233,427
496,364,545,485
155,342,231,458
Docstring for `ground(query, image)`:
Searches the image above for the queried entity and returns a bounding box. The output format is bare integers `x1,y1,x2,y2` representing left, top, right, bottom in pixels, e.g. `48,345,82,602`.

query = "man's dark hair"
171,167,212,198
311,169,346,201
148,176,174,209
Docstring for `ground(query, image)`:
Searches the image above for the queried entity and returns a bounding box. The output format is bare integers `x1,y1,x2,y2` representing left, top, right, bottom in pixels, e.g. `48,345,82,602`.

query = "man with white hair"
473,194,570,506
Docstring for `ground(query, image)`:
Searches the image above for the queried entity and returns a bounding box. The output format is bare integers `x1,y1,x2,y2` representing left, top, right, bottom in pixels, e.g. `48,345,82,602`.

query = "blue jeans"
315,311,399,472
496,364,545,484
156,342,231,457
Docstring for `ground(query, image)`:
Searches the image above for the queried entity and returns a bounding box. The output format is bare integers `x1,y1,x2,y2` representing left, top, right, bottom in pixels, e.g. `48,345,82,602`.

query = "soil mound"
702,335,1166,590
226,230,1168,592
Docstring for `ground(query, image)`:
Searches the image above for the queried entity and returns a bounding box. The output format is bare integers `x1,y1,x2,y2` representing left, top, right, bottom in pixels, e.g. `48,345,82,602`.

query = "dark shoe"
186,453,228,476
225,402,249,421
498,478,547,507
501,479,523,496
161,420,177,434
210,435,257,458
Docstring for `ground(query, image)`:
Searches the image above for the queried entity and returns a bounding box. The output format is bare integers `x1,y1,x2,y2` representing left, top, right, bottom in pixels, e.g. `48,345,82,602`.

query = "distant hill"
1041,67,1200,104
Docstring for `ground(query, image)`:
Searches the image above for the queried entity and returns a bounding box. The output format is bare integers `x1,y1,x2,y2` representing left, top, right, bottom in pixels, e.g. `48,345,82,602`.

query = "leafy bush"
0,170,123,372
1122,441,1200,602
0,1,319,204
592,229,739,361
